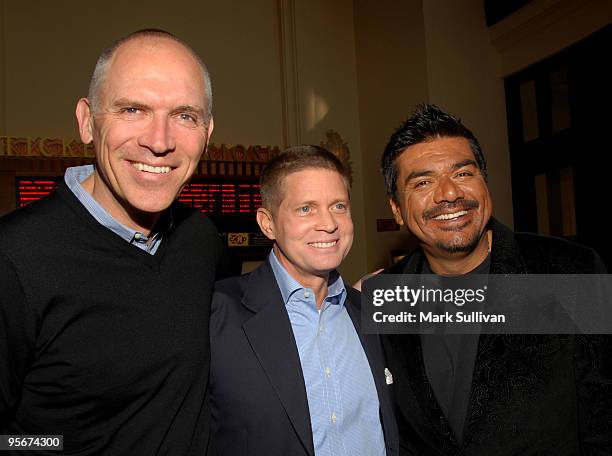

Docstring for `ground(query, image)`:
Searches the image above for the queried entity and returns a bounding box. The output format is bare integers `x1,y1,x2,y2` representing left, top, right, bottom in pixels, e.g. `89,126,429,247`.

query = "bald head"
88,29,212,121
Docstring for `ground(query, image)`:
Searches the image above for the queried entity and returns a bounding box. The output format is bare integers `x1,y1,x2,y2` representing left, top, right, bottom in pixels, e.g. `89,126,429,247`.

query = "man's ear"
75,98,94,144
256,207,276,240
201,116,214,157
207,116,214,137
389,197,405,226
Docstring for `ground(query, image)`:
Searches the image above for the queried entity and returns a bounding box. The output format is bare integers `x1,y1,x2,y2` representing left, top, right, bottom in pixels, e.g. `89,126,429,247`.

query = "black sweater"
0,182,226,455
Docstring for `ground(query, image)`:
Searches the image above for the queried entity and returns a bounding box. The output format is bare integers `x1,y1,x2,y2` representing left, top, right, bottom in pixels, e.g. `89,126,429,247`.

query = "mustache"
423,200,479,220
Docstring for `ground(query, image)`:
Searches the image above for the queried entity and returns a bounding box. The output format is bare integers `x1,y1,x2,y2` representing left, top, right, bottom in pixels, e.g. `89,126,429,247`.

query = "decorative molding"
489,0,612,75
204,144,281,163
320,130,353,184
277,0,301,146
0,137,95,158
0,136,281,163
490,0,590,49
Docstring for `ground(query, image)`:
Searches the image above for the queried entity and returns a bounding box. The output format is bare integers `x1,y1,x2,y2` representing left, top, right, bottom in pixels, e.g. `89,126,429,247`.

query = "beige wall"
289,0,367,282
1,0,284,146
354,0,428,271
423,0,513,228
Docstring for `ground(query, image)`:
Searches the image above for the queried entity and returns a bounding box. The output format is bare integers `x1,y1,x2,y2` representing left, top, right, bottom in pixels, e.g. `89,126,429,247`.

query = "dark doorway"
505,23,612,270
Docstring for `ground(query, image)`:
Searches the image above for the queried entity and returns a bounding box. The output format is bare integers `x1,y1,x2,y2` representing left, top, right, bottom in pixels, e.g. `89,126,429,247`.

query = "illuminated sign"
228,233,250,247
15,177,60,207
15,176,262,217
178,179,261,216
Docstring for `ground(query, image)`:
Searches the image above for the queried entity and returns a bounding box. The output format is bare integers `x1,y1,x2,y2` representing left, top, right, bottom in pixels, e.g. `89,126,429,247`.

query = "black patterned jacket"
382,218,612,456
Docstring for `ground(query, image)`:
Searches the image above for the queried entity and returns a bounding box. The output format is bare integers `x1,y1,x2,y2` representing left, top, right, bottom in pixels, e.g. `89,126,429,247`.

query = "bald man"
0,30,225,454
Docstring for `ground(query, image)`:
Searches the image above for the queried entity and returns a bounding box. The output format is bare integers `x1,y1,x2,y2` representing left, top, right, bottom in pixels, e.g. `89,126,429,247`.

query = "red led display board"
15,176,262,217
178,178,261,216
16,177,60,207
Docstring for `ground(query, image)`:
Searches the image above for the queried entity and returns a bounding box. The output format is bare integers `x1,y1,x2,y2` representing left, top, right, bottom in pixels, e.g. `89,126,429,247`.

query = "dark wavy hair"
381,104,487,200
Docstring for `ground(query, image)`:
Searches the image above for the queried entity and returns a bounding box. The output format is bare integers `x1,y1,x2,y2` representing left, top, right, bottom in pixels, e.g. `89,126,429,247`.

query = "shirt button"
319,325,325,333
325,367,331,377
134,233,142,240
331,412,337,423
304,291,310,298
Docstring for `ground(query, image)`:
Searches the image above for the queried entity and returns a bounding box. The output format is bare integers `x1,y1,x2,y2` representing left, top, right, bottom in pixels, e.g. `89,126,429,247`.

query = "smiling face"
389,136,492,263
75,36,212,232
257,168,353,286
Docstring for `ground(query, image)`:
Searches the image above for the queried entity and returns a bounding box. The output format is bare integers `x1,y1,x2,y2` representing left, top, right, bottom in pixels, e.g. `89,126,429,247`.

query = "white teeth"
309,241,337,248
132,162,171,174
434,210,468,220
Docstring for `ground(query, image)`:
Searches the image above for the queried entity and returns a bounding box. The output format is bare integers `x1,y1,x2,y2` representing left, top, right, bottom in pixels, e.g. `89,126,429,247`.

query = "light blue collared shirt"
269,250,387,456
64,165,162,254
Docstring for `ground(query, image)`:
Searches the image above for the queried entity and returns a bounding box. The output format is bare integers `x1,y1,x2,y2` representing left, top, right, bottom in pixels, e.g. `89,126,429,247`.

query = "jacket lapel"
385,252,460,453
241,262,315,456
461,218,528,449
385,333,458,454
345,291,399,456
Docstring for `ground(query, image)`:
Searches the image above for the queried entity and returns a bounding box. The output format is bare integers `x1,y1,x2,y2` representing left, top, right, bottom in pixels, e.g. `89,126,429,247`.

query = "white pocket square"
384,367,393,385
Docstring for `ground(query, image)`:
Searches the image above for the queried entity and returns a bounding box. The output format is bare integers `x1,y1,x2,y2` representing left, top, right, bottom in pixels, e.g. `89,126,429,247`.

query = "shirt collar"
268,249,347,307
64,165,171,250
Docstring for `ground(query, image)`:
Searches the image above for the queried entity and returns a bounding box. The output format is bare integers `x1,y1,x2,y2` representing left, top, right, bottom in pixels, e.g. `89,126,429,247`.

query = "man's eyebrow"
404,159,479,183
296,200,317,206
404,169,434,183
172,105,206,116
112,98,149,109
330,198,350,205
452,159,478,170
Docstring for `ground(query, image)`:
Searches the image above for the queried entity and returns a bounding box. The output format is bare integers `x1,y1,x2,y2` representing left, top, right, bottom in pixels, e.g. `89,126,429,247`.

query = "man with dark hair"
0,30,226,454
380,104,611,455
210,145,398,456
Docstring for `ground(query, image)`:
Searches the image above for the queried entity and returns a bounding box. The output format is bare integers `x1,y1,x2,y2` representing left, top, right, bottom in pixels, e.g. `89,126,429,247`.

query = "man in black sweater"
379,104,612,455
0,30,226,454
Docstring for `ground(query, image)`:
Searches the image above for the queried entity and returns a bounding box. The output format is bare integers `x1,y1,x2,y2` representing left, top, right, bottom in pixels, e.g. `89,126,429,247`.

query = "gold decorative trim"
0,136,281,163
320,130,353,184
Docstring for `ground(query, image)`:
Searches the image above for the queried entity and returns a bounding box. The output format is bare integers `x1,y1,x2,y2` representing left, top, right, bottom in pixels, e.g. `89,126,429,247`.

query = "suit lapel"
345,292,399,455
461,218,528,449
241,262,315,456
386,333,459,453
385,250,460,453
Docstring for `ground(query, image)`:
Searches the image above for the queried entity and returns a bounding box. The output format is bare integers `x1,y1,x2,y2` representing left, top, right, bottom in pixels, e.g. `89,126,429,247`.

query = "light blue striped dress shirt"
269,250,387,456
64,165,162,254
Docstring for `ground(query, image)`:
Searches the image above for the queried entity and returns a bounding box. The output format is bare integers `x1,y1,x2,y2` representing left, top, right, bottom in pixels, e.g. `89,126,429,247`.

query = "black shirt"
420,255,490,445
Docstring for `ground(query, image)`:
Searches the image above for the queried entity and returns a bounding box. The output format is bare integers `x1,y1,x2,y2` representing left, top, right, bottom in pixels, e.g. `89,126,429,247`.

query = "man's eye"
123,107,140,114
414,180,431,188
298,206,311,214
457,171,473,178
334,203,347,211
179,113,197,122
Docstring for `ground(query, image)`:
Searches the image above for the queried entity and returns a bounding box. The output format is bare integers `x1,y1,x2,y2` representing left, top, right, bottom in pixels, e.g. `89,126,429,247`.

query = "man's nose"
433,175,464,203
315,209,338,232
139,115,176,154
